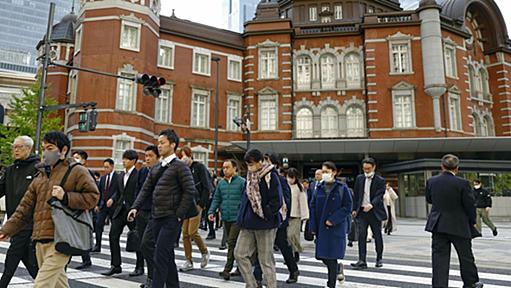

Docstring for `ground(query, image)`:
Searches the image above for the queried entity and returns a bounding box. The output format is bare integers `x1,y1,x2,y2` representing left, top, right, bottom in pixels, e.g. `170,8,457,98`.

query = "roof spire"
71,0,75,14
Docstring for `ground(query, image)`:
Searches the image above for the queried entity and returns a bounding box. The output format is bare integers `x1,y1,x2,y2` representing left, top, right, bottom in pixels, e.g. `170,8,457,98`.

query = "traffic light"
78,111,89,132
88,109,97,131
136,74,166,97
78,108,98,132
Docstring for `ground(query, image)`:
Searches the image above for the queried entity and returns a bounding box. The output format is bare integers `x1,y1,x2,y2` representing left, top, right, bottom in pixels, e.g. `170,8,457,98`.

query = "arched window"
346,106,364,137
345,53,361,88
296,108,313,138
480,69,490,101
320,54,336,89
483,115,494,136
296,55,312,89
469,66,478,99
321,106,338,137
473,113,481,136
481,116,489,137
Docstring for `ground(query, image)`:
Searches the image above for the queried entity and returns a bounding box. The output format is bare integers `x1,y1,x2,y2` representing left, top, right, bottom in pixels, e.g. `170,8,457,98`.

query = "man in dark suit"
425,154,483,288
93,158,119,252
307,169,323,208
102,150,145,277
351,157,386,269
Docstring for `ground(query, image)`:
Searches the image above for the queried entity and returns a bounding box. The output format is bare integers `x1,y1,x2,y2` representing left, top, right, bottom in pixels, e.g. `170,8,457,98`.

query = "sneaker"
179,260,193,272
493,228,498,237
201,251,210,268
219,270,230,280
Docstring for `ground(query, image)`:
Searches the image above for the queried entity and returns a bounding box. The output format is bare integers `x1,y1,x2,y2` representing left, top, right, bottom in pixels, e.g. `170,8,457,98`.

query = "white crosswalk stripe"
0,232,510,288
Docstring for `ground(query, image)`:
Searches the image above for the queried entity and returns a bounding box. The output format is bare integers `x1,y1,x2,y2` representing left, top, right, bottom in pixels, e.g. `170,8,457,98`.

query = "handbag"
304,220,314,241
48,163,94,256
126,230,140,252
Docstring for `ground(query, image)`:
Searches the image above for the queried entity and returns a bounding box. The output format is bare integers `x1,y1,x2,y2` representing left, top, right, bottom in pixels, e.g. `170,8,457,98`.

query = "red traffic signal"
136,74,166,97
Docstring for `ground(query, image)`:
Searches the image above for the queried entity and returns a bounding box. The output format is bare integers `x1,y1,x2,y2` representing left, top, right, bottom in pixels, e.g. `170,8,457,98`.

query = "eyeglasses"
11,145,27,150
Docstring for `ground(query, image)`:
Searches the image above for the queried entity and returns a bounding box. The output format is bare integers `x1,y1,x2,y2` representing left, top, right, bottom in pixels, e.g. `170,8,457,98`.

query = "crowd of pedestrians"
0,129,496,288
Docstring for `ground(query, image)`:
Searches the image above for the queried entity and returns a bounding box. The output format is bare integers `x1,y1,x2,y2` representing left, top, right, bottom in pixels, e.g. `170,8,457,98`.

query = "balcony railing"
298,24,358,35
377,14,413,23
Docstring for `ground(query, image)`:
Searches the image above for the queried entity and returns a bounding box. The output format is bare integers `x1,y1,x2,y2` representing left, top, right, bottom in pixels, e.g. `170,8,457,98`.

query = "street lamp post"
211,57,221,176
35,2,55,155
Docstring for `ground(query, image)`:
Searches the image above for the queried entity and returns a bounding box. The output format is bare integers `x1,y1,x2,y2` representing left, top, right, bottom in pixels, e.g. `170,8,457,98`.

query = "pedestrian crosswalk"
0,231,510,288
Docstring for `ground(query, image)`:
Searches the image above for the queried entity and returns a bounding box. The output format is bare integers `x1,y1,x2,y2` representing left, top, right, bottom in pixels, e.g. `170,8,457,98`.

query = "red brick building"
44,0,511,217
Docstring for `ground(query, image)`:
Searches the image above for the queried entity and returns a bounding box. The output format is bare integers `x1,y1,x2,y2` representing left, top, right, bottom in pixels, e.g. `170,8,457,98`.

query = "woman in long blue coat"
309,161,353,288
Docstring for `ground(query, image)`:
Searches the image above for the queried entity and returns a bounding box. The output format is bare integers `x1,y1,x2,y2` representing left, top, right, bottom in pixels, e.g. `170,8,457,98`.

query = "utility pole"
212,57,221,176
34,2,55,156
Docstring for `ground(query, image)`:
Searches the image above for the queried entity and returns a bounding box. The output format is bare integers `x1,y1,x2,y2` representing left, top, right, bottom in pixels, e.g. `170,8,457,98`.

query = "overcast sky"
161,0,511,33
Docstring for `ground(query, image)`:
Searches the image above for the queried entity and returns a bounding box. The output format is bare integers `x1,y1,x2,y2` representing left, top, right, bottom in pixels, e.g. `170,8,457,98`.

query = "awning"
231,137,511,155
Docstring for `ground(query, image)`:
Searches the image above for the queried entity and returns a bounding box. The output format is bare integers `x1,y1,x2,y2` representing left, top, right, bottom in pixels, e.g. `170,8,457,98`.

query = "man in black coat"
102,150,144,277
128,129,197,288
0,136,39,287
93,158,120,252
351,157,386,269
425,154,483,288
472,179,497,236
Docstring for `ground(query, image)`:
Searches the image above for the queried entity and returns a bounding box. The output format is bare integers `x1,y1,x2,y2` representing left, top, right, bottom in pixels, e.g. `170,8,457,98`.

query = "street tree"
0,75,62,165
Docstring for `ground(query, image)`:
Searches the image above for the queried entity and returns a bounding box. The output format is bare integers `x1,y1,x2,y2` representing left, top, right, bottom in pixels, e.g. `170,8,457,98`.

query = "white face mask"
474,184,481,189
247,165,259,172
365,172,375,178
322,173,333,183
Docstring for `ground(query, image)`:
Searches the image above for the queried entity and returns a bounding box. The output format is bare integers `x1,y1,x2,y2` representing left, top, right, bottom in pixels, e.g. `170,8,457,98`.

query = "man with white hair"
0,136,39,287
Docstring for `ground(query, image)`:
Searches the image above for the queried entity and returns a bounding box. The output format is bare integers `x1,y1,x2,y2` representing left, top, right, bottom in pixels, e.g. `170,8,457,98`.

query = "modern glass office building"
0,0,73,74
227,0,259,32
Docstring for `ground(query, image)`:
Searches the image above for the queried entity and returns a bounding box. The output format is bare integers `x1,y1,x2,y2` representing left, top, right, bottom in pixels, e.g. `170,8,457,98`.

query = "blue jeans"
152,215,180,288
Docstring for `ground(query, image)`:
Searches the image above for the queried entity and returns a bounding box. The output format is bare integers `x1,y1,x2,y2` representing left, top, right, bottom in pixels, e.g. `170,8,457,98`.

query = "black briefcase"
126,230,140,252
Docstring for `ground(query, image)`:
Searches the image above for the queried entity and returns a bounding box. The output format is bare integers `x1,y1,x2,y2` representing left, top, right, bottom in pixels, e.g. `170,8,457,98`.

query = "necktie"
105,174,110,197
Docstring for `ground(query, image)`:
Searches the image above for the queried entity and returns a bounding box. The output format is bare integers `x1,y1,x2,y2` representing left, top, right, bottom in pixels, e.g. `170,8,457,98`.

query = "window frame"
345,53,361,88
116,70,137,112
191,146,209,166
112,134,135,171
154,84,173,123
320,106,339,138
295,107,314,139
120,20,141,52
227,56,242,82
258,94,278,131
309,6,318,22
448,92,462,131
320,54,337,89
389,40,413,75
259,47,278,80
190,88,210,128
334,4,343,20
444,44,457,79
392,89,416,129
296,55,312,90
346,105,365,137
192,48,211,76
74,25,82,55
226,94,242,131
158,40,175,70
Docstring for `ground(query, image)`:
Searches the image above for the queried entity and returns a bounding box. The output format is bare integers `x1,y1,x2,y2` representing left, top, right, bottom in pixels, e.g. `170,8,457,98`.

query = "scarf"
246,163,274,219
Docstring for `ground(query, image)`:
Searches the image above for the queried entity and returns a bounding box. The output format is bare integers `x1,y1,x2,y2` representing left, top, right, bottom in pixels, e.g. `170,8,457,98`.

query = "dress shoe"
493,228,498,237
375,259,383,268
140,278,152,288
230,269,241,277
206,234,216,240
129,268,144,277
75,262,92,270
219,245,227,250
350,261,368,270
219,270,230,280
347,241,353,247
101,266,122,276
472,282,484,288
91,246,101,253
286,271,299,284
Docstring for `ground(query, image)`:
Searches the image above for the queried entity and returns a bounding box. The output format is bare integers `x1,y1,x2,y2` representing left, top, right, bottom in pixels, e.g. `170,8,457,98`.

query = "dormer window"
322,5,330,12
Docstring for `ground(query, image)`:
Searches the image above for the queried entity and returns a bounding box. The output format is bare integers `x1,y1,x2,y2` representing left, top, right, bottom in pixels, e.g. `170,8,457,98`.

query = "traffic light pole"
50,62,135,81
34,2,55,156
212,57,221,176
